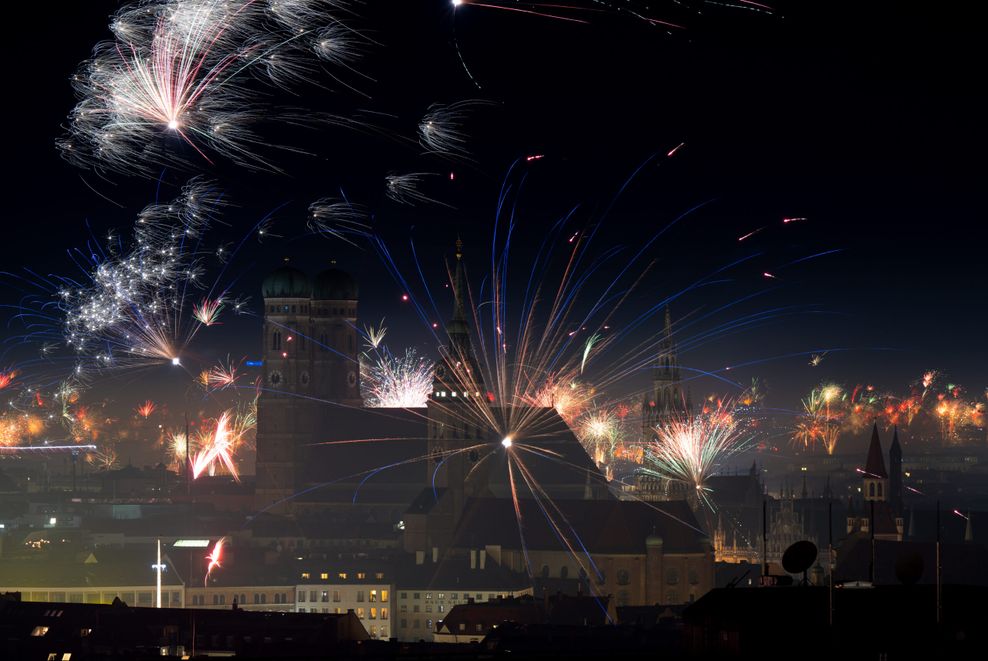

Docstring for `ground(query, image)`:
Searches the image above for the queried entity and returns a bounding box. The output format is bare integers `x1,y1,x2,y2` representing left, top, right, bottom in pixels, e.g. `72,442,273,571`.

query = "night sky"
3,0,985,416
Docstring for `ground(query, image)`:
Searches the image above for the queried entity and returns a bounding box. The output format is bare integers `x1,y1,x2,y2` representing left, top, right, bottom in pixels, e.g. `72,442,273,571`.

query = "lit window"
375,572,385,580
381,590,389,603
320,572,329,580
370,607,378,619
369,590,377,602
357,608,365,619
381,608,388,620
338,572,347,580
357,572,366,580
31,626,49,637
301,572,310,579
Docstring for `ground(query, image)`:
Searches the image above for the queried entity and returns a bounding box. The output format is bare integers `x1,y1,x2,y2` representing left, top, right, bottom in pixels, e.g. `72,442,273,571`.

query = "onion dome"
262,262,311,298
312,267,358,300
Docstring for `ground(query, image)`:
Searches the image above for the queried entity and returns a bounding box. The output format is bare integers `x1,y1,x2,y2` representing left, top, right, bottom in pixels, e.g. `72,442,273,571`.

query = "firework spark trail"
307,196,371,246
385,173,452,207
60,0,370,176
204,537,226,585
418,100,490,158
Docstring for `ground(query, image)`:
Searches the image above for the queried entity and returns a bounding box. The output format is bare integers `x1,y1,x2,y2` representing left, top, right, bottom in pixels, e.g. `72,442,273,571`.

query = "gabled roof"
865,423,888,479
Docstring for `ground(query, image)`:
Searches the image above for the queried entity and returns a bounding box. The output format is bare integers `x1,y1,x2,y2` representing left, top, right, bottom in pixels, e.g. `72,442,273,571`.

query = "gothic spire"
452,237,467,325
864,422,888,478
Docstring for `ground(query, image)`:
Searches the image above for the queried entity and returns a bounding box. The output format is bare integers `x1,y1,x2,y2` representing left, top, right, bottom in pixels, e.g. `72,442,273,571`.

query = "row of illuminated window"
298,589,387,603
400,603,447,613
433,391,480,398
400,591,500,601
299,571,384,581
189,593,289,606
299,606,388,620
25,591,179,607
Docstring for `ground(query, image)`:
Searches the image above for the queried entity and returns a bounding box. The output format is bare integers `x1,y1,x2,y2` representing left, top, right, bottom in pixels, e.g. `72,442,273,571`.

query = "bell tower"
311,266,362,406
255,260,314,511
427,240,488,512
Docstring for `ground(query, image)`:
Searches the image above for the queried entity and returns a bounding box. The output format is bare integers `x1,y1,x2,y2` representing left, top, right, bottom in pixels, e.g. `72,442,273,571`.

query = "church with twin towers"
253,243,690,525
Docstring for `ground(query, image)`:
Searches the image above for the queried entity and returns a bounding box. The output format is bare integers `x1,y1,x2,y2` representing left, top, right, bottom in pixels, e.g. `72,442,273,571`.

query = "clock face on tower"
268,370,283,386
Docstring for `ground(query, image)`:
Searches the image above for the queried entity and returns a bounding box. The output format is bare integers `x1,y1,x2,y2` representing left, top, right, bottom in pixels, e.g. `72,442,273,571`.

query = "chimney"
479,549,487,570
432,546,439,563
415,550,425,565
470,549,477,569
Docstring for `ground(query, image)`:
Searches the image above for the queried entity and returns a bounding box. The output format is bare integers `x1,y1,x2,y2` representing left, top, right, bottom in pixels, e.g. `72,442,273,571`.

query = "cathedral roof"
262,263,311,298
864,423,888,479
312,267,358,300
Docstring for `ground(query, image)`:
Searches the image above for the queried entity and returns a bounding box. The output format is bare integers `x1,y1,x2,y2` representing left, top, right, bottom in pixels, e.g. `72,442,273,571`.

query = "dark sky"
3,0,985,413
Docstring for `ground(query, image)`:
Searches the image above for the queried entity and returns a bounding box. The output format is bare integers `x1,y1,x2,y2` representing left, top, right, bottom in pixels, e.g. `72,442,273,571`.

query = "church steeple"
642,305,687,434
889,426,903,514
863,423,889,502
432,239,482,402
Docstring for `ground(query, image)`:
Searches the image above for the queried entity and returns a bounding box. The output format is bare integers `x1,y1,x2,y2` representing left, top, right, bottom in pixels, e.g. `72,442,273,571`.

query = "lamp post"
153,539,166,608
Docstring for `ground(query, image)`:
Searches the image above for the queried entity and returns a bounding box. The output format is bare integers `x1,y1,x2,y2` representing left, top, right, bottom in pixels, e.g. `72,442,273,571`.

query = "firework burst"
59,0,369,176
641,401,751,508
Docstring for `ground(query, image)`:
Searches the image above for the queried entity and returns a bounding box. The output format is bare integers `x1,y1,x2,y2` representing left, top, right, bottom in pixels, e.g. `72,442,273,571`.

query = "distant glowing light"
171,356,181,366
501,435,513,448
167,119,179,130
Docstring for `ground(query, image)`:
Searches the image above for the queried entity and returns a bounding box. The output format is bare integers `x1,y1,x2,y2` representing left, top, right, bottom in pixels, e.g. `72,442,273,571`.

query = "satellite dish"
894,551,924,586
782,540,818,576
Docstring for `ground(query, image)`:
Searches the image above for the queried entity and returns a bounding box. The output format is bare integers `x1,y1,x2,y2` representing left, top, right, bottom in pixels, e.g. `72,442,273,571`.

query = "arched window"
559,566,568,579
617,569,630,586
869,483,875,498
541,565,550,579
272,331,281,350
877,483,883,498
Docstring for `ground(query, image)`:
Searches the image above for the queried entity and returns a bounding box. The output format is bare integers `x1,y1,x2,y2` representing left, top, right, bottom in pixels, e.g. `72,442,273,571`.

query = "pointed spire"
451,237,467,324
865,422,888,479
664,305,673,339
890,425,902,453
